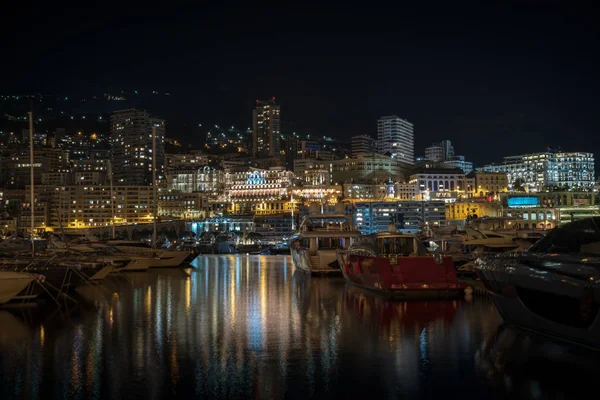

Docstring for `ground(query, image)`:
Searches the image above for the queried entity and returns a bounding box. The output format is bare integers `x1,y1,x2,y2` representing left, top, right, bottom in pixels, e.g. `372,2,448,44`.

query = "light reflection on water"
2,254,579,399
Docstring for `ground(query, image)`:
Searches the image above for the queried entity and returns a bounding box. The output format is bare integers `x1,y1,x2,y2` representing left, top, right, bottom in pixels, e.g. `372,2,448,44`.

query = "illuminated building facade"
110,108,165,185
343,181,395,200
304,168,330,186
474,171,508,197
191,215,255,235
252,99,281,157
353,200,446,234
409,168,467,201
377,116,414,165
225,167,294,214
158,191,213,220
445,201,502,221
165,152,209,169
293,158,331,176
395,183,418,200
6,149,70,187
331,153,404,183
166,166,224,195
292,185,342,204
479,149,595,191
23,185,214,231
254,213,295,244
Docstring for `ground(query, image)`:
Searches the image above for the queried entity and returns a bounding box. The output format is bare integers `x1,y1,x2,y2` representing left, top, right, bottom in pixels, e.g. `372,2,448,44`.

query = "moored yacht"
475,217,600,349
290,213,362,275
337,231,466,300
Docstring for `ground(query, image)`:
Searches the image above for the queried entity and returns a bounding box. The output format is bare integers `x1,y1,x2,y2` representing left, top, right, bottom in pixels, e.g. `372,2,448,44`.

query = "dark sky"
2,3,599,167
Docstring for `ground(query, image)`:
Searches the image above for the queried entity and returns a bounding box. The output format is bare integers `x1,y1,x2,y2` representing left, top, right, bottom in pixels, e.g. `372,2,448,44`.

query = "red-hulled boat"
337,232,466,300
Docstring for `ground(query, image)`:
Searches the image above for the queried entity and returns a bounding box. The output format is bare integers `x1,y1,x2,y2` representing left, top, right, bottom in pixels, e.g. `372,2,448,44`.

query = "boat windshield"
529,217,600,255
317,237,350,250
376,237,423,256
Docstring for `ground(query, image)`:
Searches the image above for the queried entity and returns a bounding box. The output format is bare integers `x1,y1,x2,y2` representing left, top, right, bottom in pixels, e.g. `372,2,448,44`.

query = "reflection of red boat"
343,285,459,328
337,233,466,300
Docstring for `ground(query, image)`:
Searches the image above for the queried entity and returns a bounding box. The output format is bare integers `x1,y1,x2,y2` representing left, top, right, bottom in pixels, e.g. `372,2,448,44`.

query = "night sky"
2,3,599,168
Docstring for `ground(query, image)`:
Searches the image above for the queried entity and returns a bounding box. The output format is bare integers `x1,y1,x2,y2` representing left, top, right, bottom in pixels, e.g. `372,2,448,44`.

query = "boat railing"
302,226,358,233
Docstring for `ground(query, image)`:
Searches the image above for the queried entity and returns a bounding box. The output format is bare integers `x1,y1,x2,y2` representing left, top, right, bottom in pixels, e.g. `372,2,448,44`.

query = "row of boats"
0,235,195,305
290,213,600,349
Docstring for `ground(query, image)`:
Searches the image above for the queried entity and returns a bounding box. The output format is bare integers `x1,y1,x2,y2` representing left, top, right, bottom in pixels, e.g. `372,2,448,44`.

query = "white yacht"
290,213,362,275
103,240,193,267
462,227,533,255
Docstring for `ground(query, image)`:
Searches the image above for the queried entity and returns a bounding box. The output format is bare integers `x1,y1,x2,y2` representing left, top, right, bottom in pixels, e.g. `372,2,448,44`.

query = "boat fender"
464,286,474,296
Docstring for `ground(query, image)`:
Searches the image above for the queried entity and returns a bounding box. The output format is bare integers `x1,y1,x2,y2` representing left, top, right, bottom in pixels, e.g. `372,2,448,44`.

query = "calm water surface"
1,255,597,399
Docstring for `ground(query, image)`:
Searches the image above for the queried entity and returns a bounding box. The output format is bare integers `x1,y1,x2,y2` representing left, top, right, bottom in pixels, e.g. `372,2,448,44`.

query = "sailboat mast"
108,160,115,239
152,126,157,251
28,112,35,255
291,190,294,231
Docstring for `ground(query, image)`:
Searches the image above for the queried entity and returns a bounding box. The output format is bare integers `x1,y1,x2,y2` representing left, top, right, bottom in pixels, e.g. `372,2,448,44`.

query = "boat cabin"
292,213,362,273
348,233,430,258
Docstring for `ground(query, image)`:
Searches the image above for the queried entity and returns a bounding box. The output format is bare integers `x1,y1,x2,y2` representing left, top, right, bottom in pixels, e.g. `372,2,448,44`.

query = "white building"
377,116,414,165
479,149,595,191
409,168,467,203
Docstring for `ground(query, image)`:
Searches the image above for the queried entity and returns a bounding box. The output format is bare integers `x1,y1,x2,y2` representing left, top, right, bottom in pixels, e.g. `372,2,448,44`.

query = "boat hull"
475,253,600,349
112,248,192,267
0,272,36,304
148,251,191,268
20,265,99,292
116,259,151,272
339,253,465,300
345,281,465,300
291,248,342,276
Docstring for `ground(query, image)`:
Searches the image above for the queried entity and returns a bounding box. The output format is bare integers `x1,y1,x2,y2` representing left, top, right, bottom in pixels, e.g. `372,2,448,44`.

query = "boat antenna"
28,111,35,256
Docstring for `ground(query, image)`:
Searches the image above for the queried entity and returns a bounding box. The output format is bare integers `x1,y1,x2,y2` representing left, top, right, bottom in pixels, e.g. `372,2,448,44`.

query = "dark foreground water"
1,255,598,399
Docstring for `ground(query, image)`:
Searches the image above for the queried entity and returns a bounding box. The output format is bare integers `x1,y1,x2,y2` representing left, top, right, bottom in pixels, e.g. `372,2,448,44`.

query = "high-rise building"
425,140,455,162
377,116,414,165
351,135,377,157
252,98,281,158
110,109,165,185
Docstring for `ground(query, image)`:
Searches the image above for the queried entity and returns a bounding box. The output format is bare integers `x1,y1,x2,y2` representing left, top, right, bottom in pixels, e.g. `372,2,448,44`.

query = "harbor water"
1,255,597,399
